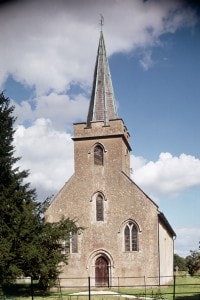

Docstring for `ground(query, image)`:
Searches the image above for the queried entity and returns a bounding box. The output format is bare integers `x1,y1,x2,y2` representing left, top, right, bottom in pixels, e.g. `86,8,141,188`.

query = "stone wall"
45,119,173,287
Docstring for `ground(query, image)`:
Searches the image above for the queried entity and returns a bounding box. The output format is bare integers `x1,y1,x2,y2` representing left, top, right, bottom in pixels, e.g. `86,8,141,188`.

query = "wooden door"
95,256,109,287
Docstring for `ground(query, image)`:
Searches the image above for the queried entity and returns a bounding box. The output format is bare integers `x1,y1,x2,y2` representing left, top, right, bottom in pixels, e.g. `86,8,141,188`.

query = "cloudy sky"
0,0,200,257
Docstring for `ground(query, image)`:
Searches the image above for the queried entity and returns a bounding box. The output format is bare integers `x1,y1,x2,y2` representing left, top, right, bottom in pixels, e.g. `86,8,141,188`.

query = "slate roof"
87,30,118,126
159,212,176,237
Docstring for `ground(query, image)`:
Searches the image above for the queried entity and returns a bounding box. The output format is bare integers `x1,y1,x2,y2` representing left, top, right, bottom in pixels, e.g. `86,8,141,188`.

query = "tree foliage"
185,250,200,276
174,254,187,271
0,92,80,288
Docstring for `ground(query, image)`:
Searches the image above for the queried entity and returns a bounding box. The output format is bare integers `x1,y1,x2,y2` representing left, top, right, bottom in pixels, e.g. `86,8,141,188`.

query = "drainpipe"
158,215,161,286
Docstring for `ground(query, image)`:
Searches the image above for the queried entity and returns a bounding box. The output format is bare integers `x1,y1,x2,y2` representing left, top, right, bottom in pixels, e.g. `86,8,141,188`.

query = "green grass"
112,275,200,300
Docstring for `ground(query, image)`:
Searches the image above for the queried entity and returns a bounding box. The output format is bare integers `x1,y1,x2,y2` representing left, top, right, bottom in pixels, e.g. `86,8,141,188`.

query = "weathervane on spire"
100,14,104,31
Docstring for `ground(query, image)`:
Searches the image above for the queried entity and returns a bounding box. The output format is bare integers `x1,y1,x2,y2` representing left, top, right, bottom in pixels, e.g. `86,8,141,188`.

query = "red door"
95,256,109,287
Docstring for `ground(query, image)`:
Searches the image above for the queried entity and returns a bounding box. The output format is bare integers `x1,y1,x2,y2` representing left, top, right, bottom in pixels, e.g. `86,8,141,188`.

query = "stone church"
45,30,176,287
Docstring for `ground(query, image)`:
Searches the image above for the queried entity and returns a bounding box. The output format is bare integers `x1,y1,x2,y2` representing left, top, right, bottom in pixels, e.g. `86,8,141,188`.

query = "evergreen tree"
0,92,80,288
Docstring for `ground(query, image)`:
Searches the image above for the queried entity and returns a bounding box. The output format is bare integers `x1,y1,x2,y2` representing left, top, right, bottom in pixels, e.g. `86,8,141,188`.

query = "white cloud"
13,92,89,130
131,152,200,197
12,99,34,125
174,227,200,257
131,154,147,170
0,0,197,94
13,118,74,200
35,93,89,130
139,50,154,70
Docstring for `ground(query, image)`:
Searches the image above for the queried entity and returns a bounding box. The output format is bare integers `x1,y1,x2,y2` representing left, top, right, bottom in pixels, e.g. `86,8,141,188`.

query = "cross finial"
100,14,104,31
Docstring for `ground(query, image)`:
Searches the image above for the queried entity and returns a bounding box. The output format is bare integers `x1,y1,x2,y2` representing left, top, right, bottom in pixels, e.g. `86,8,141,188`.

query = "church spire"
87,24,118,127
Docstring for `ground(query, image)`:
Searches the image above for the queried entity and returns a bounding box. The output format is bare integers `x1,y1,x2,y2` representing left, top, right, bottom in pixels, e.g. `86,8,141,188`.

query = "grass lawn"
1,275,200,300
111,275,200,300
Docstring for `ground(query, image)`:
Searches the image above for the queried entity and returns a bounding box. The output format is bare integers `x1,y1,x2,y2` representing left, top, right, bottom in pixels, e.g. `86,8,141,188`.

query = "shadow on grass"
3,283,51,298
175,294,200,300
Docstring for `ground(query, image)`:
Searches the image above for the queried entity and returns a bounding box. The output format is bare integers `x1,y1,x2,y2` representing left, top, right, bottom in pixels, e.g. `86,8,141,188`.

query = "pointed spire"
87,26,118,127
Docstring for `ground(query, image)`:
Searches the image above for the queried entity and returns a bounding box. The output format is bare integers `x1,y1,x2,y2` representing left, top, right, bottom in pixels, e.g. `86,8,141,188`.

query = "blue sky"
0,0,200,257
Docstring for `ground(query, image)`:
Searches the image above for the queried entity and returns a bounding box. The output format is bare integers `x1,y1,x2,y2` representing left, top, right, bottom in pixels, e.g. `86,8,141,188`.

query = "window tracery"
124,221,138,251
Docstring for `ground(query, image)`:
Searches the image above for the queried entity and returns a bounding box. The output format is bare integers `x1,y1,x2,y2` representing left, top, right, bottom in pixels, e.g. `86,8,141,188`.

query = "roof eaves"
158,211,176,237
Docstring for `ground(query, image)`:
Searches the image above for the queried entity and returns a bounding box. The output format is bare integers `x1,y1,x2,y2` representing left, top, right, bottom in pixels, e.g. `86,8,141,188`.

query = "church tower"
45,29,175,288
73,29,131,181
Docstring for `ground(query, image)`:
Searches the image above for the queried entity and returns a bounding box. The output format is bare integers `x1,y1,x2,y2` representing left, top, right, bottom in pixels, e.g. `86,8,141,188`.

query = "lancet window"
94,144,104,165
65,232,78,253
124,221,138,252
96,194,104,221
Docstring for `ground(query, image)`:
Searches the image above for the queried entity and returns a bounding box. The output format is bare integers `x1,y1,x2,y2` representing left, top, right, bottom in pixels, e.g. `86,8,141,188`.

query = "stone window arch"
124,221,139,251
94,144,104,165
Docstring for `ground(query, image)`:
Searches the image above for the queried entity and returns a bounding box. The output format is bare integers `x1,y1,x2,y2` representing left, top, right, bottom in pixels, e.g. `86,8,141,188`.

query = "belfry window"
94,145,103,165
96,194,104,221
124,221,138,251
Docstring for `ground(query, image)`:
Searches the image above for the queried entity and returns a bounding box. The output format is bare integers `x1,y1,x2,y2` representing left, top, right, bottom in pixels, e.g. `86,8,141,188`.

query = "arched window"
94,145,103,165
124,221,138,251
96,194,104,221
71,232,78,253
65,232,78,253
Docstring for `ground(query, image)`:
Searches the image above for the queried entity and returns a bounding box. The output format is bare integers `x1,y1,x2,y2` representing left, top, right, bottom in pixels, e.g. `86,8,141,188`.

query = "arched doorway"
95,256,109,287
